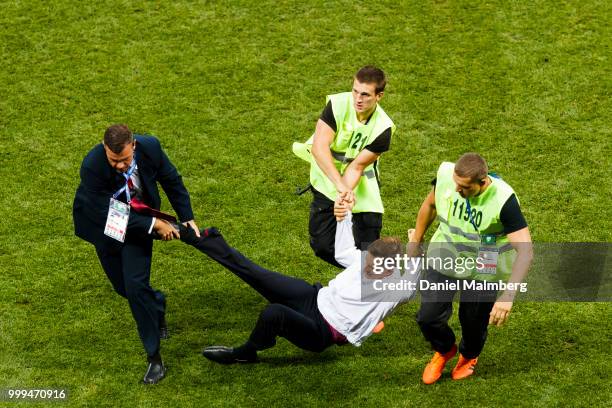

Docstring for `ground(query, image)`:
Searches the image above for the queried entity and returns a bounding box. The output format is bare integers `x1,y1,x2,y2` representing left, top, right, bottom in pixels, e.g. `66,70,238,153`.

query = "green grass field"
1,0,610,406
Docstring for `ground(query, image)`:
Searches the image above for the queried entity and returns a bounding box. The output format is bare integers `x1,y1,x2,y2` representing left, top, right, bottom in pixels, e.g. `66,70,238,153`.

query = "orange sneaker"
451,354,478,380
372,321,385,334
422,344,457,384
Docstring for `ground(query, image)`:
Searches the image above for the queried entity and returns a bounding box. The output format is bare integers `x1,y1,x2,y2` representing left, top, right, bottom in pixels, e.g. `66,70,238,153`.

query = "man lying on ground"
179,196,419,363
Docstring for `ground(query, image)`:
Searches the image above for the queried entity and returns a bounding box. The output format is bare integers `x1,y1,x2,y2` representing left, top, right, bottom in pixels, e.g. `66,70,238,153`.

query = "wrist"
334,182,347,193
499,290,516,302
153,218,167,231
411,231,424,242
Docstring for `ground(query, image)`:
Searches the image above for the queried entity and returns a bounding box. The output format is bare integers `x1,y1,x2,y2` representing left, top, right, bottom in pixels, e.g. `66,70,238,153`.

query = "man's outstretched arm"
333,197,360,268
407,189,437,257
312,120,353,201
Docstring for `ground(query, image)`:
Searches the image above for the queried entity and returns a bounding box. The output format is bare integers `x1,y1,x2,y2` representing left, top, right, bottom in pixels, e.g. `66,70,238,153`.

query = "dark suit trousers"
186,228,334,353
95,236,165,358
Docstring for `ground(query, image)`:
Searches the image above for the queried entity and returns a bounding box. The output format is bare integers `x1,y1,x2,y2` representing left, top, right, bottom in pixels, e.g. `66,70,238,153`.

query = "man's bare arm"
489,227,534,326
311,119,351,198
340,148,380,193
407,189,437,256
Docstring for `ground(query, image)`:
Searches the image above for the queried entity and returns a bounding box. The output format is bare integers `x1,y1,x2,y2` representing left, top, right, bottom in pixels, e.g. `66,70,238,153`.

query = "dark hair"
104,124,133,153
355,66,386,94
455,152,488,182
365,237,403,279
367,236,403,259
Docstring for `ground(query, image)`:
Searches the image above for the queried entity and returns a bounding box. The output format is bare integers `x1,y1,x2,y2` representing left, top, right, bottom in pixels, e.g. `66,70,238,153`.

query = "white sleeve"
148,217,157,234
334,213,362,268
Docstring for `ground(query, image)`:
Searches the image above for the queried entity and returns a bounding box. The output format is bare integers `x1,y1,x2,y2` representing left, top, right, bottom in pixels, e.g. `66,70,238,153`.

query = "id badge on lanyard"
104,159,136,243
478,235,498,275
104,198,130,242
465,198,498,275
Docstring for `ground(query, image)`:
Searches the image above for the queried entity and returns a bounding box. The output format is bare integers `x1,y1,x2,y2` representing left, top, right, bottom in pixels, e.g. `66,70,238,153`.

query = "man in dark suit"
73,124,199,384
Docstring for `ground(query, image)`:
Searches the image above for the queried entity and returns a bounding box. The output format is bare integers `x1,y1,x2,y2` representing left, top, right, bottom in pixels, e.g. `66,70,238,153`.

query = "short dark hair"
104,124,133,154
365,237,403,279
355,66,386,94
455,152,488,182
367,236,403,259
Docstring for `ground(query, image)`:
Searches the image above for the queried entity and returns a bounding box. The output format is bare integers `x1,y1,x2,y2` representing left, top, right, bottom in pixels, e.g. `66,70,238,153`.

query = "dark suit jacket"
73,135,194,248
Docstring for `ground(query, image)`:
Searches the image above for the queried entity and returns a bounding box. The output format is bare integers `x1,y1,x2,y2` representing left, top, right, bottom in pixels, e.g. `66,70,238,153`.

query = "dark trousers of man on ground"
181,227,336,356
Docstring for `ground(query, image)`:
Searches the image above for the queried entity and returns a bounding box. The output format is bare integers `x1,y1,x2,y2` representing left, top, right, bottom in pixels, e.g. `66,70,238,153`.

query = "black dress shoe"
143,361,166,384
202,346,257,365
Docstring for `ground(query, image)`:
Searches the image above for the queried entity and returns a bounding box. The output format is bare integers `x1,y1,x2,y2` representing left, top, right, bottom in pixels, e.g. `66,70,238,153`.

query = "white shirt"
317,214,419,346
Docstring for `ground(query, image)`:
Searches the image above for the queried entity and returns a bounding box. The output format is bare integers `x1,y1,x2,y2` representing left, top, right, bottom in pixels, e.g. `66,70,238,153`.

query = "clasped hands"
153,218,200,241
334,191,355,221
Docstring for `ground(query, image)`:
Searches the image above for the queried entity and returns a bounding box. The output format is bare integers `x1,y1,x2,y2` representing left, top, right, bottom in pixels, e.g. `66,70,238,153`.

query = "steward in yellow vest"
293,66,396,267
407,153,533,384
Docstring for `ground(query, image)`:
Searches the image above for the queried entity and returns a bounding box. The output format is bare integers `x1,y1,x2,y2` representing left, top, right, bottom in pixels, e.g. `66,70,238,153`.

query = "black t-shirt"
431,178,528,234
319,101,391,154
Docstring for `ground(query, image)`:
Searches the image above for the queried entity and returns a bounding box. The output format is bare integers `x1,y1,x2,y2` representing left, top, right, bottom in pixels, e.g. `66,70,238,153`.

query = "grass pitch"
0,1,610,407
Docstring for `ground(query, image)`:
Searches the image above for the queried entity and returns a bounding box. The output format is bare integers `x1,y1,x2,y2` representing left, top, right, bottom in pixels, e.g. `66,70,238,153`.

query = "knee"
259,304,285,322
416,312,436,329
124,280,147,301
460,315,490,334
